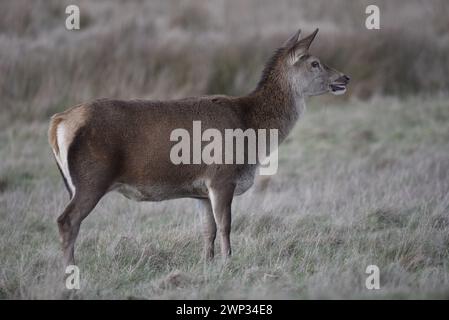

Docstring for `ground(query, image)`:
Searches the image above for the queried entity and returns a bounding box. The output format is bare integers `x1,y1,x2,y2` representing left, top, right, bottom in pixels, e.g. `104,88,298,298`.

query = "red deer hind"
48,29,350,267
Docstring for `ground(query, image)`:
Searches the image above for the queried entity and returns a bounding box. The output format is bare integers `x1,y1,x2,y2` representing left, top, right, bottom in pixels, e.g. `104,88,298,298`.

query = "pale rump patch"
54,122,76,196
48,104,88,198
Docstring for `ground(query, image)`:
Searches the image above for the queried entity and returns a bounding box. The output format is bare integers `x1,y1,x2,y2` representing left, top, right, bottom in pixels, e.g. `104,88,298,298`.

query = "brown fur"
49,29,349,266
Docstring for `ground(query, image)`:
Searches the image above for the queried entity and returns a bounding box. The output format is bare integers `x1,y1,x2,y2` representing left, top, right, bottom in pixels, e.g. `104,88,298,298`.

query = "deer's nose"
336,75,350,84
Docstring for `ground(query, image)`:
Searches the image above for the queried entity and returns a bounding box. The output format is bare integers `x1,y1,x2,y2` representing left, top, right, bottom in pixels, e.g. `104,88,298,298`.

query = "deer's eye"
311,61,320,68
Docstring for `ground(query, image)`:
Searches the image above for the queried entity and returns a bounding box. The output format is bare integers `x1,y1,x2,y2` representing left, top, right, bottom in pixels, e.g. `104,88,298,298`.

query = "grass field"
1,95,448,299
1,0,449,299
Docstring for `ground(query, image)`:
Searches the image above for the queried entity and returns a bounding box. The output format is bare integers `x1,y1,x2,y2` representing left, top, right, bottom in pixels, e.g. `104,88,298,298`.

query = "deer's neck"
244,79,305,144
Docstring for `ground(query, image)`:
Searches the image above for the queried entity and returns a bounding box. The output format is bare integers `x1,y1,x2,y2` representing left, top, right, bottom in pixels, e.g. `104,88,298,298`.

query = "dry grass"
0,0,449,299
1,96,449,299
1,0,449,125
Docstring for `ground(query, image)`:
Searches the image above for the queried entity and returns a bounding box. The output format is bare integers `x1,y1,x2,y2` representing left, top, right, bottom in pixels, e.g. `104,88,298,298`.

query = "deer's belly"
111,174,255,202
112,180,209,201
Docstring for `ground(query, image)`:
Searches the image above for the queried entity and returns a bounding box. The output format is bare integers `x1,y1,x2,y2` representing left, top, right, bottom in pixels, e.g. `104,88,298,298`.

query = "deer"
48,28,350,267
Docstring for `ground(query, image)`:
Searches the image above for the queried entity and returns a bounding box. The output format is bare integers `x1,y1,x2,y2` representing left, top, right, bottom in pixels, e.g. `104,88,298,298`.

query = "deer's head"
283,29,350,97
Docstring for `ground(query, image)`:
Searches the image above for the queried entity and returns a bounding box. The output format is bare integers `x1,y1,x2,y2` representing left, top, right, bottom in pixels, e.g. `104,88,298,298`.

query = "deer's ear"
283,28,301,48
298,28,319,51
287,28,319,64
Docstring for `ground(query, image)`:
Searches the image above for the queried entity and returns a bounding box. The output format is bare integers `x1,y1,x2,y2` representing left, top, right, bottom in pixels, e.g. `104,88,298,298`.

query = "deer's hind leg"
57,188,105,267
55,138,117,267
56,156,116,267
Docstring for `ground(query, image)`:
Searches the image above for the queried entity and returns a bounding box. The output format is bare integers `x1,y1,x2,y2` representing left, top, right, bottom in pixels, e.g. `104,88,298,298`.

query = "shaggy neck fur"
242,47,305,144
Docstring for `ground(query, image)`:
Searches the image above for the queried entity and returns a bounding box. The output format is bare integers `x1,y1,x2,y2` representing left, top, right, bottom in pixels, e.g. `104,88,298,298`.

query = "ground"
1,95,448,299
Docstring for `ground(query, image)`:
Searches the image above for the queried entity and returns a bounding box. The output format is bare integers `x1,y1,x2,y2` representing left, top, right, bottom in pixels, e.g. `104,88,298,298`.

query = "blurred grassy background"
1,0,449,299
1,0,449,124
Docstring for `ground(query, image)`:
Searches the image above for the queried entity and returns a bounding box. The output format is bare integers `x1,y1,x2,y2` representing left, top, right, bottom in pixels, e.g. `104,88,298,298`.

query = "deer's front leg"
198,198,216,261
208,184,235,259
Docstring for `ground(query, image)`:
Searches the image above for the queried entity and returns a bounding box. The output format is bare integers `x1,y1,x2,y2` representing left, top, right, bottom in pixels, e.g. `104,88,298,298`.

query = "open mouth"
330,83,347,95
